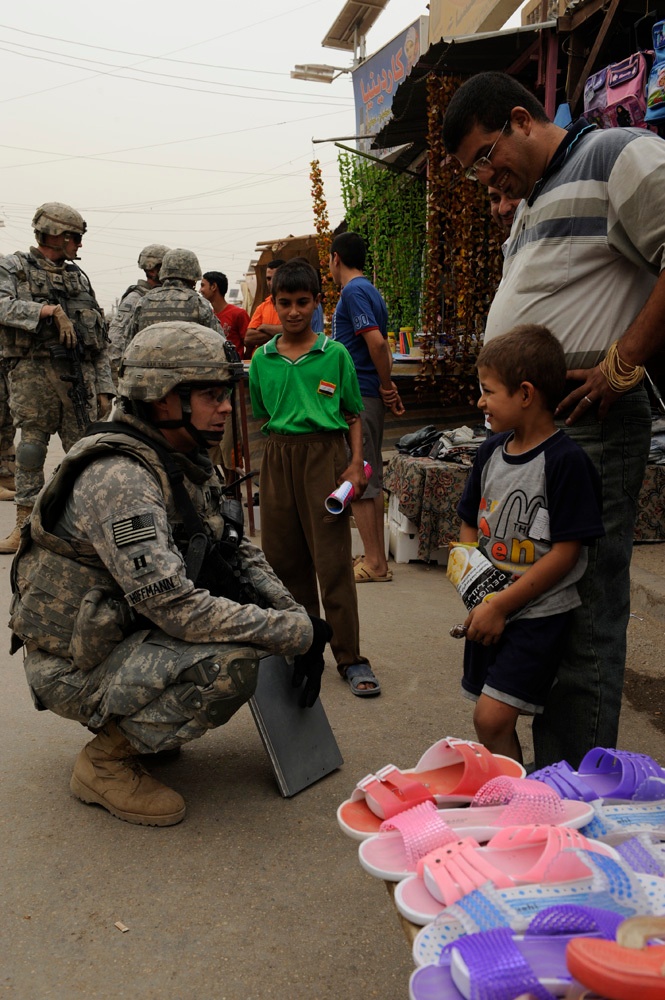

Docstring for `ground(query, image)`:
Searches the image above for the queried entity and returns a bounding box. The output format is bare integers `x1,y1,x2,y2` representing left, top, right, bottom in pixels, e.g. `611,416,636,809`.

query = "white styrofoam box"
388,520,448,565
427,544,448,566
388,492,419,534
388,520,419,563
350,516,389,558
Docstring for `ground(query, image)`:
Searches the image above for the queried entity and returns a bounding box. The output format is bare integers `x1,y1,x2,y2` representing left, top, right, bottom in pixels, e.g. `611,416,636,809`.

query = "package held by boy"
447,543,513,612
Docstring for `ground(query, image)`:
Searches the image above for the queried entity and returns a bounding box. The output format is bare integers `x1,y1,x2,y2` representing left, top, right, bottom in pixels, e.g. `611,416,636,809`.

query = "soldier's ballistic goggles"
62,231,84,244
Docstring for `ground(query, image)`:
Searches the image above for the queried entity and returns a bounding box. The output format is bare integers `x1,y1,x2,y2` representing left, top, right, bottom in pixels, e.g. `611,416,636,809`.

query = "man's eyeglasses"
63,232,84,244
465,121,509,182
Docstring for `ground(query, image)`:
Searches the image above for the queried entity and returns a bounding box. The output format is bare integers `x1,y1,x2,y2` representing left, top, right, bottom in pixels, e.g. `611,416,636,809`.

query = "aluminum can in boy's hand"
324,462,372,514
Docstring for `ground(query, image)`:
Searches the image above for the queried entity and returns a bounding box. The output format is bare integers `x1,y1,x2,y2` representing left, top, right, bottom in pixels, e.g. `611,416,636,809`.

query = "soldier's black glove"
292,615,333,708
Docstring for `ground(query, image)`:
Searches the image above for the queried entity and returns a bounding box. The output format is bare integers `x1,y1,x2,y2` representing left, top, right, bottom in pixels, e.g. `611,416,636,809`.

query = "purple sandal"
409,905,623,1000
529,748,665,802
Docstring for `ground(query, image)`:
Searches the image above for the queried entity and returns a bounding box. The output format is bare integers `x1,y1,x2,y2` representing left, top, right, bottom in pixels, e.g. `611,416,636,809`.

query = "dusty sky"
0,1,523,310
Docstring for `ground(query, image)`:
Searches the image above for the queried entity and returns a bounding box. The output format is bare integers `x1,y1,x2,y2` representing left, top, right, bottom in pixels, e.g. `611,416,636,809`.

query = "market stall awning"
371,21,556,152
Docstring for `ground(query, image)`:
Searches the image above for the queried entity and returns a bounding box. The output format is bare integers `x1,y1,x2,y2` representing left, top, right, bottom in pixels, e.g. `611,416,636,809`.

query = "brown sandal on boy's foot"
354,560,393,583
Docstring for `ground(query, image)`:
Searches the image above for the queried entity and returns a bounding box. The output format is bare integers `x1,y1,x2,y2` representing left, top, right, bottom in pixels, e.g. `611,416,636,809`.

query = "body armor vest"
135,281,202,332
119,280,149,304
2,251,106,357
9,414,223,669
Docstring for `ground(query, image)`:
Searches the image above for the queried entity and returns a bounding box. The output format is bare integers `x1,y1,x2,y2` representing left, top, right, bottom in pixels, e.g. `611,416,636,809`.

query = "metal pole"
333,142,422,178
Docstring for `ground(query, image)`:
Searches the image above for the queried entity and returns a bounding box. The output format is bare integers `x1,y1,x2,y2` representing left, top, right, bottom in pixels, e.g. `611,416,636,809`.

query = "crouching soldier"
9,322,330,826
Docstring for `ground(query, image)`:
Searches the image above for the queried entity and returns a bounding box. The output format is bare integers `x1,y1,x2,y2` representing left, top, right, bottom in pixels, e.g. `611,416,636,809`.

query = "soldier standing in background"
125,248,222,339
9,322,329,826
0,202,114,553
108,243,170,380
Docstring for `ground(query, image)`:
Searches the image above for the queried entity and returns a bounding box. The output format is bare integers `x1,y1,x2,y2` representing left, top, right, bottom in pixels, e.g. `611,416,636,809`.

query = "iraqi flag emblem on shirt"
317,380,336,396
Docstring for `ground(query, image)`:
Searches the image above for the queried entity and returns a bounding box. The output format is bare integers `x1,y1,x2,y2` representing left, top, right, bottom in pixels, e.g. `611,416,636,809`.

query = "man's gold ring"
584,395,593,405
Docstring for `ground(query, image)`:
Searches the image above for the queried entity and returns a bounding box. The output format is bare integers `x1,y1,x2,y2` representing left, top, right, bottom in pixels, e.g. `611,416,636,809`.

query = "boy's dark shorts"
462,611,573,715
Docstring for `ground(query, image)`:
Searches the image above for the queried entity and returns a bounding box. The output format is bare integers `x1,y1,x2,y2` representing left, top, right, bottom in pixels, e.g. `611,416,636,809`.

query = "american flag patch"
112,513,157,548
317,380,336,396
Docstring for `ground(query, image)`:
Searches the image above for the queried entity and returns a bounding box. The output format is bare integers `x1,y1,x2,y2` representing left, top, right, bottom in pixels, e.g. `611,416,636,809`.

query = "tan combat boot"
70,722,186,827
0,504,31,554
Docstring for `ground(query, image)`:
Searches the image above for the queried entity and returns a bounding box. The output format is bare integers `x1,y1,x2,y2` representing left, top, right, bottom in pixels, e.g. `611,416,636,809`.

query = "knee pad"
16,439,47,471
178,650,259,728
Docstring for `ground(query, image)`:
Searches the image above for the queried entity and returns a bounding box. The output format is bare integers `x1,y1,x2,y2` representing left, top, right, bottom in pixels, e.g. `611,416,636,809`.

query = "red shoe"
566,915,665,1000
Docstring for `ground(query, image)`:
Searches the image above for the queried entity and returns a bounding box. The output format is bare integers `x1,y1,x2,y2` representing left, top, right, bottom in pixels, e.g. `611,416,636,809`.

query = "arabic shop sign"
352,15,428,157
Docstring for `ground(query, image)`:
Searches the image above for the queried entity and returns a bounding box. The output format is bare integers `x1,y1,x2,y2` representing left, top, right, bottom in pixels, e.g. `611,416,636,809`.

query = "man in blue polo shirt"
329,232,405,583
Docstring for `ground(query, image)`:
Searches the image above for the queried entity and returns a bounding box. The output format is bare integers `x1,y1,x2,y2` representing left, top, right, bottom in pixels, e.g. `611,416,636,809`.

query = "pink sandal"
359,778,595,881
394,825,618,925
337,738,525,840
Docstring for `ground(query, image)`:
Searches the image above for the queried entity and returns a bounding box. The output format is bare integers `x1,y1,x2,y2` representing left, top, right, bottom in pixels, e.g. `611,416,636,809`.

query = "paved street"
1,442,663,999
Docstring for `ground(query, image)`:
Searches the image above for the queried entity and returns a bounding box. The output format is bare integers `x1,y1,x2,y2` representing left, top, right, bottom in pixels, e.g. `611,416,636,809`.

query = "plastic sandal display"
411,850,665,967
613,832,665,877
334,738,665,999
394,826,618,926
337,738,525,840
410,905,624,1000
581,797,665,842
530,748,665,803
567,914,665,1000
358,778,595,881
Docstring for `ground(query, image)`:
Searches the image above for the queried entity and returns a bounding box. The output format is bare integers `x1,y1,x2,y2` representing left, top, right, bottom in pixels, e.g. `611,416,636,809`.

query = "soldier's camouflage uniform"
0,364,15,473
108,280,150,377
126,279,223,343
0,247,114,506
9,402,313,753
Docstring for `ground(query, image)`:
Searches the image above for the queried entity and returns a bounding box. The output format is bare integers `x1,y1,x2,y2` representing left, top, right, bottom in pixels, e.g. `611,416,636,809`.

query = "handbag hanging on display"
646,20,665,123
584,51,649,129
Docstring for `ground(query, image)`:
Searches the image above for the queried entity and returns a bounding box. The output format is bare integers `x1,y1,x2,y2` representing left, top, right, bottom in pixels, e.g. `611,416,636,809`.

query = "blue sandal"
341,664,381,698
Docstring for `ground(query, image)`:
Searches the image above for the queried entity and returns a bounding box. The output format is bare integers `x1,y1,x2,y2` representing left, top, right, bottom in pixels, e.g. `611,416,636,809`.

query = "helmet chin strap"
36,232,80,261
151,386,225,448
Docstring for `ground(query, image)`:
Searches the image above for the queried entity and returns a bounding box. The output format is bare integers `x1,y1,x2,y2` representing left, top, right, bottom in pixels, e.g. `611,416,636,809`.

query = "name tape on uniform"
126,574,180,606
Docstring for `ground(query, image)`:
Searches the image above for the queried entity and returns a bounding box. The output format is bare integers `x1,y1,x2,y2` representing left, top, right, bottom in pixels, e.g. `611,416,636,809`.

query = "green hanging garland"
338,152,426,333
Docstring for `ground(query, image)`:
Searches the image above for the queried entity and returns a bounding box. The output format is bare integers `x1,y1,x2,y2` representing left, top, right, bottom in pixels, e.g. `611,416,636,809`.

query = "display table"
384,454,471,561
384,453,665,561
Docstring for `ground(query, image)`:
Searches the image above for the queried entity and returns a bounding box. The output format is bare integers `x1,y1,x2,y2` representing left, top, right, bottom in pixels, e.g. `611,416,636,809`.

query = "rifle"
49,340,92,430
42,266,95,432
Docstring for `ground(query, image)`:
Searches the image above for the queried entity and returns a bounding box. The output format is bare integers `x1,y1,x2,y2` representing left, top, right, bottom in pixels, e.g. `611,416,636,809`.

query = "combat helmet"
137,244,170,272
32,202,87,237
158,248,202,282
119,322,242,402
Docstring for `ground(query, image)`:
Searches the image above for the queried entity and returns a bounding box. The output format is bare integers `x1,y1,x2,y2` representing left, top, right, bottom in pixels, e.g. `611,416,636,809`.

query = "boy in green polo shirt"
249,258,380,696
